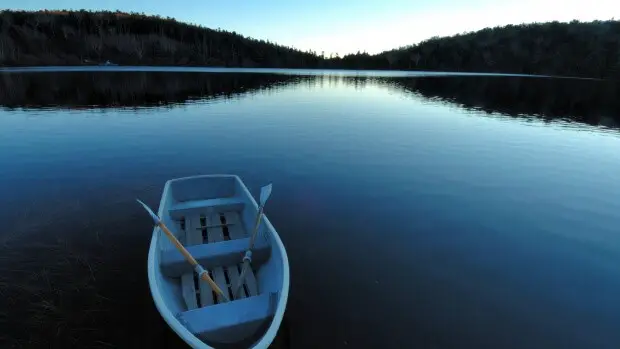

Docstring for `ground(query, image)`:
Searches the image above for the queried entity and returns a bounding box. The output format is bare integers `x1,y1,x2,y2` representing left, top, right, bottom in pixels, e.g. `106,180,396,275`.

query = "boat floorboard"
176,208,261,310
206,213,230,303
179,219,200,310
224,211,258,297
223,212,248,299
193,214,215,308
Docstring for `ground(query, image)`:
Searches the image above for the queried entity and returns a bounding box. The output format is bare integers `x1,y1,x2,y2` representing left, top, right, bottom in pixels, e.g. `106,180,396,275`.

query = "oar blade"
136,199,161,225
259,183,273,206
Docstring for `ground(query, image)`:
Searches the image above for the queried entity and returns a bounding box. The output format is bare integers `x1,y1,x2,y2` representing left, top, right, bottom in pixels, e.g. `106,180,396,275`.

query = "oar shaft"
233,259,251,298
233,184,272,298
234,206,264,296
158,222,229,302
248,206,264,249
158,222,198,266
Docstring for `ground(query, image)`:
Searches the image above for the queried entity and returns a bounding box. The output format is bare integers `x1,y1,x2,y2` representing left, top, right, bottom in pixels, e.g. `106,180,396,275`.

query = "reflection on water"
2,72,618,130
0,72,296,109
0,71,619,349
392,76,620,129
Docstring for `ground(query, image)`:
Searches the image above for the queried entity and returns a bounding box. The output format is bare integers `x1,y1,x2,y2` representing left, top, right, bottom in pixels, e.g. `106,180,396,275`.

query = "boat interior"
155,176,283,346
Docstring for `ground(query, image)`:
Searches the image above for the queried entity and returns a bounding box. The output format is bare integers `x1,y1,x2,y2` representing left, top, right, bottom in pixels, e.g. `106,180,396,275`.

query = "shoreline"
0,65,602,81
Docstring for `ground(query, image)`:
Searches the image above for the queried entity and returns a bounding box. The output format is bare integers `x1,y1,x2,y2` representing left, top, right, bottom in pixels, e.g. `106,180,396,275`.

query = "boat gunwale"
147,174,290,349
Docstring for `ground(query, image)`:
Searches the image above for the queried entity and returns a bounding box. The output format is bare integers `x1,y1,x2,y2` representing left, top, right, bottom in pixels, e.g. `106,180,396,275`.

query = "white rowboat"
146,174,289,348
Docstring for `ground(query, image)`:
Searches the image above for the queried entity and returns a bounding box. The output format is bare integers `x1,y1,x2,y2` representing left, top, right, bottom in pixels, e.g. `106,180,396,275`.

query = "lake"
1,69,619,349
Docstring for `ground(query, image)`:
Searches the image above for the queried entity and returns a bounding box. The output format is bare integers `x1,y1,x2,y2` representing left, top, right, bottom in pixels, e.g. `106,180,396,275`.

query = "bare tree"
160,36,177,55
410,52,421,66
134,35,144,60
88,34,103,59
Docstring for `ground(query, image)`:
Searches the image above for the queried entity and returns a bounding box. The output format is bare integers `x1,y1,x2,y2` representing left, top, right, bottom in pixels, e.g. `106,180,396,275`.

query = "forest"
337,20,620,79
1,10,620,79
0,10,322,68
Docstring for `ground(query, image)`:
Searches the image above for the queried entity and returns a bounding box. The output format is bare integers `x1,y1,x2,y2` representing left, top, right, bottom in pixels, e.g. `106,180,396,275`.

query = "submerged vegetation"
1,10,620,79
0,208,187,348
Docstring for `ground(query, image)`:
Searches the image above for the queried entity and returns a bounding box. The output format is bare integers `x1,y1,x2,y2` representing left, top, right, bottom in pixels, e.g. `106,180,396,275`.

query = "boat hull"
147,174,289,349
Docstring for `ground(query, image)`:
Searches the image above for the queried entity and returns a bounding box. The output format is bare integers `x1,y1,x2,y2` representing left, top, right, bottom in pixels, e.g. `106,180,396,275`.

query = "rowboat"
144,174,289,348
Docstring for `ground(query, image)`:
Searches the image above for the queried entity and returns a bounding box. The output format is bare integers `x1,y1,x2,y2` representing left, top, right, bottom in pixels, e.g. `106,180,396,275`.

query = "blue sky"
6,0,619,56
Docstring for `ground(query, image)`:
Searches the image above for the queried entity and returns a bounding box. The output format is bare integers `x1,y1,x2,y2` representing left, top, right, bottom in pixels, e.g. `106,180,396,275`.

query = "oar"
136,199,230,303
233,183,272,298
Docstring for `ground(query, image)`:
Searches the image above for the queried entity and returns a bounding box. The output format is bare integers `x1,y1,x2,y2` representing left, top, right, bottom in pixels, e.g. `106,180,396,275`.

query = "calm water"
1,70,620,349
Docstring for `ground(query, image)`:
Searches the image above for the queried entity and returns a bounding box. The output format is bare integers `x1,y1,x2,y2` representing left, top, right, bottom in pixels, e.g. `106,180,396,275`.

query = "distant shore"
1,10,619,79
0,65,606,84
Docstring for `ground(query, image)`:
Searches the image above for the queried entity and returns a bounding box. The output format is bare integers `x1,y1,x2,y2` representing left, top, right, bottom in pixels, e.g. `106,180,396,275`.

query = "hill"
0,10,321,68
335,20,620,79
1,10,620,79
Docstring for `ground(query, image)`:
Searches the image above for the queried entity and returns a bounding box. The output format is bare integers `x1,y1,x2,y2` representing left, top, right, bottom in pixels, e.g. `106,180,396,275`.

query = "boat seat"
177,292,277,343
168,197,246,220
160,236,271,277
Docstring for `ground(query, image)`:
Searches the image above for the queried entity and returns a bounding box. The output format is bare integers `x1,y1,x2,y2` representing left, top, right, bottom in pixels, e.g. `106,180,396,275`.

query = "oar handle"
158,222,229,302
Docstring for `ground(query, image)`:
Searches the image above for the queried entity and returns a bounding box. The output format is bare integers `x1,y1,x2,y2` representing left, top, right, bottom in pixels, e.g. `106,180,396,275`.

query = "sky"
6,0,620,56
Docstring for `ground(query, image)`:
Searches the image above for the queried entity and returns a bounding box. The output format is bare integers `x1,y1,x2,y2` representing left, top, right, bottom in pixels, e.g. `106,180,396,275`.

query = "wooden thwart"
159,235,271,276
168,197,245,220
178,292,277,342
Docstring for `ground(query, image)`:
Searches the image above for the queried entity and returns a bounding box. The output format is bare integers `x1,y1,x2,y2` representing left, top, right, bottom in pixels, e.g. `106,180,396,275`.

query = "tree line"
336,20,620,79
1,10,620,79
0,10,322,68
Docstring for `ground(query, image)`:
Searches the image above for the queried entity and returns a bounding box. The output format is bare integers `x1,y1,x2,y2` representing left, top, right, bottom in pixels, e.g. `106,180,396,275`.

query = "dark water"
1,70,620,349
